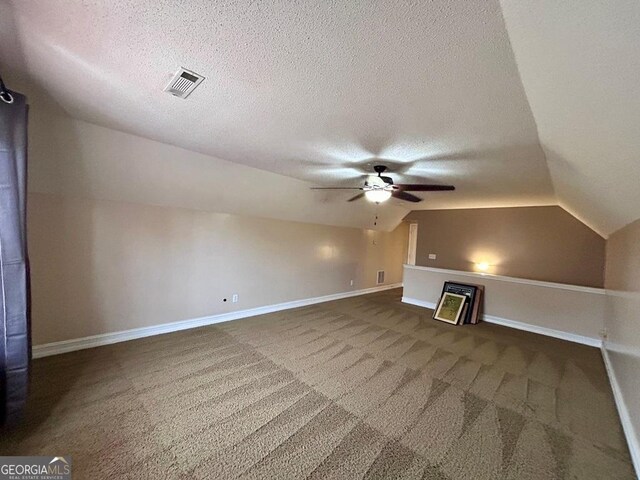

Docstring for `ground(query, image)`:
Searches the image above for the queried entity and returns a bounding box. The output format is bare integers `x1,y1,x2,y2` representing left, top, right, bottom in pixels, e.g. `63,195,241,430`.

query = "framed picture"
433,292,467,324
441,282,484,324
465,283,484,324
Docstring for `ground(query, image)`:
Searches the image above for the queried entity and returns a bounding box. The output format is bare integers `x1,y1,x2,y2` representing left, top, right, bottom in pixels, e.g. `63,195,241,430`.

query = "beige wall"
28,192,408,345
402,265,605,342
19,87,410,348
22,81,407,232
404,206,605,287
604,218,640,463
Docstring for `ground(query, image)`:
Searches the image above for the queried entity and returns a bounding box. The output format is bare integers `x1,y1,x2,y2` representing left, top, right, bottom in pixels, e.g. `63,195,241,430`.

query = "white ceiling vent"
164,68,205,99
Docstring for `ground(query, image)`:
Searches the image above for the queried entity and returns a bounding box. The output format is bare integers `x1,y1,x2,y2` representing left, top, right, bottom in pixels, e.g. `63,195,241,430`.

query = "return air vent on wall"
163,68,205,99
377,270,385,285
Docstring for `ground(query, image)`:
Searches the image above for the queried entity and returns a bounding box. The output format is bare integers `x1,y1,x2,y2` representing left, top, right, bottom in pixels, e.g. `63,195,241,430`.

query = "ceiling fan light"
365,189,392,203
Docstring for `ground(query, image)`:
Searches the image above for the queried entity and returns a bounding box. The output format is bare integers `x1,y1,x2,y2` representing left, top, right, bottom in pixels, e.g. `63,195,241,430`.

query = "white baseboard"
33,283,402,359
402,296,437,310
401,296,601,348
482,314,601,348
601,346,640,477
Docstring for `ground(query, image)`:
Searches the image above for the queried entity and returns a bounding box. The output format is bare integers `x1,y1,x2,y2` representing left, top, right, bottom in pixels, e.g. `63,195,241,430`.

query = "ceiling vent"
163,68,205,99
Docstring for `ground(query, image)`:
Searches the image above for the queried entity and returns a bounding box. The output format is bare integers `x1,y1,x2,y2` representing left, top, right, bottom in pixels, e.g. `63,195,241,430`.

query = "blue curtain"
0,87,30,427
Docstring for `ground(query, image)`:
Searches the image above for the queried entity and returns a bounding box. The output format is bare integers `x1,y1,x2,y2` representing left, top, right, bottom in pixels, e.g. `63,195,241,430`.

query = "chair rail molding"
401,265,604,347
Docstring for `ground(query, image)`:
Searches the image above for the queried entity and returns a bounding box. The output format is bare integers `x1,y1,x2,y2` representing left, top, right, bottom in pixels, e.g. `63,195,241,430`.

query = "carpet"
0,288,634,479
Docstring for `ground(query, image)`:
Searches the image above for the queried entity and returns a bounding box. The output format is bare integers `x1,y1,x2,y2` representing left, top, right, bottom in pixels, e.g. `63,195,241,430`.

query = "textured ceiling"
0,0,557,226
500,0,640,236
23,110,408,232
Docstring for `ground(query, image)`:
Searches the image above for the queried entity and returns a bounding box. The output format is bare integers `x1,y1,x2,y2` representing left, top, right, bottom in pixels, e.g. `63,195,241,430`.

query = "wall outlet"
599,328,608,339
232,294,238,303
350,280,354,286
428,253,437,260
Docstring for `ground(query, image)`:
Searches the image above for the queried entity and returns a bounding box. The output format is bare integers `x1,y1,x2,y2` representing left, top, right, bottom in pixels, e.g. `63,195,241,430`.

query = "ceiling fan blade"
392,191,422,203
310,187,364,190
347,193,365,202
396,184,455,191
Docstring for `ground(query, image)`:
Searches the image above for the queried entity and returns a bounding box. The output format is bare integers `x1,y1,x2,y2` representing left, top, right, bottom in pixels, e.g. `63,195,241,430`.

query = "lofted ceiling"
0,1,637,235
500,0,640,236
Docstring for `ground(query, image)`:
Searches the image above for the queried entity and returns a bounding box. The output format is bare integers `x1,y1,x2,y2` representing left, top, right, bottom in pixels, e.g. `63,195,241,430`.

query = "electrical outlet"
350,280,354,286
232,294,238,303
428,253,437,260
600,328,608,339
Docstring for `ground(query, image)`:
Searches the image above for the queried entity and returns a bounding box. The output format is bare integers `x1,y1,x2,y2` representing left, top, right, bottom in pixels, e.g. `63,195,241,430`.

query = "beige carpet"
1,289,634,479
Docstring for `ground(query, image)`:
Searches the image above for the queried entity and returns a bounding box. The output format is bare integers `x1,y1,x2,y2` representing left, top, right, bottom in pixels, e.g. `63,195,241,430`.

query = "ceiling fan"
311,165,455,203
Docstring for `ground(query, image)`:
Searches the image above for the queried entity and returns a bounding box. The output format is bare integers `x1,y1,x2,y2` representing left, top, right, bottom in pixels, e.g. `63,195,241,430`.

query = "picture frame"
465,283,485,324
433,292,467,324
441,281,483,324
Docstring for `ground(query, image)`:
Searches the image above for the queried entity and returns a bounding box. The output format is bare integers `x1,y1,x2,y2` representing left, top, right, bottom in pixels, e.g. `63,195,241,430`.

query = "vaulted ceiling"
500,0,640,236
1,1,638,235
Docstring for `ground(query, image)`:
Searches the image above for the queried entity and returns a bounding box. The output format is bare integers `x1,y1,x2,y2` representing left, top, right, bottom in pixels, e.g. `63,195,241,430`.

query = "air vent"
377,270,385,285
164,68,205,99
